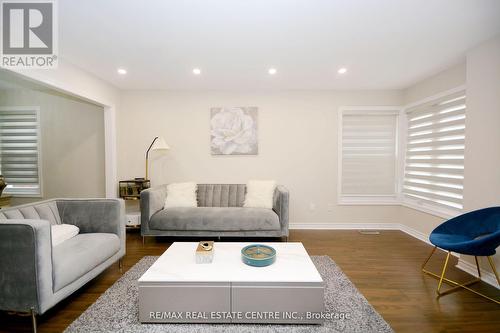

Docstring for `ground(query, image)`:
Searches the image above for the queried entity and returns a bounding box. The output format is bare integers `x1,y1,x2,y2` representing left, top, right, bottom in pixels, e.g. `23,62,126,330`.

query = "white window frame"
401,85,466,219
0,106,43,197
338,106,402,205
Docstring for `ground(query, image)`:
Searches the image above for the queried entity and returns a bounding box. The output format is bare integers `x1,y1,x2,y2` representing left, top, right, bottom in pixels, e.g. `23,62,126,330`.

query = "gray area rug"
65,256,393,332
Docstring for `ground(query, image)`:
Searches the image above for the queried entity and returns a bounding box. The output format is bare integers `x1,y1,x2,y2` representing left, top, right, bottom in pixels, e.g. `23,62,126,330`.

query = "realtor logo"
1,0,57,68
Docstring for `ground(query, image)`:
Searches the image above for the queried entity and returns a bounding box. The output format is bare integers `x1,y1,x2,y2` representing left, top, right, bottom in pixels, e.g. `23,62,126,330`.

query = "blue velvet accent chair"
421,207,500,304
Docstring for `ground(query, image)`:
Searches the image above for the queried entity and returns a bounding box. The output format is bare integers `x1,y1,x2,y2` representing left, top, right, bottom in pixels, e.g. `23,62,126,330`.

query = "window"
403,90,466,215
0,107,42,196
338,108,400,204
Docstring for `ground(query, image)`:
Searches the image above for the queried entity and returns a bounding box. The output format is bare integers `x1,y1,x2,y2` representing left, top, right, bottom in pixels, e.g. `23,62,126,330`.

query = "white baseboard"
397,223,432,245
289,222,498,289
289,223,399,230
456,258,499,288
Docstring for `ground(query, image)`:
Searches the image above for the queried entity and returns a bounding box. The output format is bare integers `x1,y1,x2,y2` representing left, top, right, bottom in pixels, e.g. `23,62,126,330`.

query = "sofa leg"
142,236,145,246
30,307,37,333
119,258,123,273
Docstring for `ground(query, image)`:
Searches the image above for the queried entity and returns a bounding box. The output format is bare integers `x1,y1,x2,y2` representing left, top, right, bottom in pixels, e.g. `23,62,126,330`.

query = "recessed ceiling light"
193,68,201,75
268,68,277,75
337,67,347,74
117,68,127,75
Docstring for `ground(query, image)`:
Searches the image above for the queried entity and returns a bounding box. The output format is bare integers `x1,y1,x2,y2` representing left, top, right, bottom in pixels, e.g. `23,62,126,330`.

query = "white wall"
461,35,500,275
464,36,500,210
0,88,106,205
403,62,466,103
5,59,121,197
117,90,403,226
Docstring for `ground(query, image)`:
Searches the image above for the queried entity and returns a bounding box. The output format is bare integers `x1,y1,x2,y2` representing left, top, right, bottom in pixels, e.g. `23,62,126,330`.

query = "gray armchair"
0,198,125,332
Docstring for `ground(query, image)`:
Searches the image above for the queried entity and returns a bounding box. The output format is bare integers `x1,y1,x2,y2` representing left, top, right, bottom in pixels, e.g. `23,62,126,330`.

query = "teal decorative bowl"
241,244,276,267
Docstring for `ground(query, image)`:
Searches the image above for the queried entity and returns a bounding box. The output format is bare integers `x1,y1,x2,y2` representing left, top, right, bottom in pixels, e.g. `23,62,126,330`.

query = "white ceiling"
59,0,500,90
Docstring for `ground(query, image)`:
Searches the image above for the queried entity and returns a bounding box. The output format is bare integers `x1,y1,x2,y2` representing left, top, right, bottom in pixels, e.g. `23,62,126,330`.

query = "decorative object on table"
241,244,276,267
210,107,258,155
0,175,6,196
422,207,500,304
195,241,214,264
145,136,170,180
119,178,151,200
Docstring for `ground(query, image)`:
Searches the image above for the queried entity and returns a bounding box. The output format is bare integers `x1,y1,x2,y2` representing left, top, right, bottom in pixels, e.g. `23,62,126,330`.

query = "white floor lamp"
145,136,170,180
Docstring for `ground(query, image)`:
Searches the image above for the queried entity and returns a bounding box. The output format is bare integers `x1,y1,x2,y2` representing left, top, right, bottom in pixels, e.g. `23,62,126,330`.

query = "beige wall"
462,35,500,272
0,88,106,205
463,36,500,211
117,90,403,226
403,62,466,104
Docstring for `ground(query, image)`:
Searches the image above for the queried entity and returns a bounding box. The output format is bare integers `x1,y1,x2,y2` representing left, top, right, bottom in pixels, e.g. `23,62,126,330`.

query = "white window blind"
0,107,41,196
340,110,398,199
403,91,466,212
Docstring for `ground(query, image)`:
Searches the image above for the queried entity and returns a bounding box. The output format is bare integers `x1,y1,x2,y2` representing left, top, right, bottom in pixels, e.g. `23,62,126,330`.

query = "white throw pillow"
243,180,277,209
164,182,198,209
51,224,79,247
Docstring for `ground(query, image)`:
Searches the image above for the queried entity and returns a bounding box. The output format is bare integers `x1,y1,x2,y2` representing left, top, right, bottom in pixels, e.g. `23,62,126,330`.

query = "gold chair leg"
437,251,451,295
422,246,437,270
422,248,474,296
487,256,500,285
119,258,123,273
475,256,481,278
421,247,499,304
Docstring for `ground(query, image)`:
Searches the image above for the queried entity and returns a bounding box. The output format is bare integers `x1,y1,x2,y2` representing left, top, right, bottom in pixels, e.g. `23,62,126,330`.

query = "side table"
0,195,12,209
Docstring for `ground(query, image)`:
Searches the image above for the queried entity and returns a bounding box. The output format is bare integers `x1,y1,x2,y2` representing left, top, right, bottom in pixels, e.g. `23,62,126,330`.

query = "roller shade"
341,111,398,196
0,108,41,195
403,91,466,211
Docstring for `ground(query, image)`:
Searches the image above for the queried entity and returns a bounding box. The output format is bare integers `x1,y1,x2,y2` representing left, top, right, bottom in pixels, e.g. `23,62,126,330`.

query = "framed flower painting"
210,107,258,155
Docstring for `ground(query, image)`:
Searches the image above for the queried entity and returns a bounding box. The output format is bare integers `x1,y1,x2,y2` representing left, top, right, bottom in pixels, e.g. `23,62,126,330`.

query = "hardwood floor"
1,230,499,332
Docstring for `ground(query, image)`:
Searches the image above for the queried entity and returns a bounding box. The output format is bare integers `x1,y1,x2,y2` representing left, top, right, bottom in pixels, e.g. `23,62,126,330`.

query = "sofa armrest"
0,219,53,314
273,186,289,236
140,185,167,234
56,199,125,250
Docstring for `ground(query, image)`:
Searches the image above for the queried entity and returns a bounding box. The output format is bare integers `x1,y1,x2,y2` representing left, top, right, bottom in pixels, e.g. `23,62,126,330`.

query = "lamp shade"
150,136,170,152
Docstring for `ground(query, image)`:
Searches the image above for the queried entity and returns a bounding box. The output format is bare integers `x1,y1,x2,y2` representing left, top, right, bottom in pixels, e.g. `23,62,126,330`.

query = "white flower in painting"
211,107,257,155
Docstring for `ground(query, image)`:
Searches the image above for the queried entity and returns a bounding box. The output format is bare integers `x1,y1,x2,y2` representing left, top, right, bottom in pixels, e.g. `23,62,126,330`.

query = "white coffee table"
138,242,325,324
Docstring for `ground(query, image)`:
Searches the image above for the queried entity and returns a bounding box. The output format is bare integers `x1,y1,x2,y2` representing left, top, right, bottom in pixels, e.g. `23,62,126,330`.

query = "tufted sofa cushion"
0,201,61,225
197,184,246,207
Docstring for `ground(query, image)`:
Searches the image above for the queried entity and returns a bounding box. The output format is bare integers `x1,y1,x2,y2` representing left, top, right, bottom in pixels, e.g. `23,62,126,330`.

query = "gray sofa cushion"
52,233,120,291
197,184,246,207
150,207,280,231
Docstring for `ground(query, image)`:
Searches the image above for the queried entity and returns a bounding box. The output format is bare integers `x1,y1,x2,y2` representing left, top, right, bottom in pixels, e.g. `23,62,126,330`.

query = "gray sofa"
0,198,125,331
141,184,289,239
